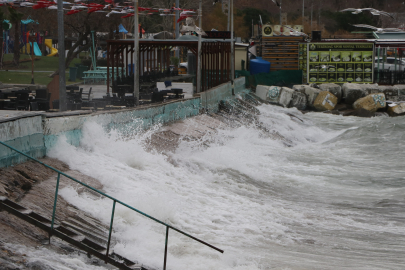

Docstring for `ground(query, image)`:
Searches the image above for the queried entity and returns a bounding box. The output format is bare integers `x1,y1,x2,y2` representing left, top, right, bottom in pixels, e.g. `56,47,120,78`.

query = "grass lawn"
2,54,82,71
0,71,77,85
1,54,83,85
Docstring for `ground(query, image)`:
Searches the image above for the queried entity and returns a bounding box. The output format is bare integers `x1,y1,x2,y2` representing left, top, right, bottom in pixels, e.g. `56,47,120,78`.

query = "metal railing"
0,141,224,269
375,69,405,85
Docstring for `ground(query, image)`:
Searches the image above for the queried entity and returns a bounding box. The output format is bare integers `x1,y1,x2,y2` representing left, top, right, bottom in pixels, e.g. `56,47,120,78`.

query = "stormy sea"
16,103,405,269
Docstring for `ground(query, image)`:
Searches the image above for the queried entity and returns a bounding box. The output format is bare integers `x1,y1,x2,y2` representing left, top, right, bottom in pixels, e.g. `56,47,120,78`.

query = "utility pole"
134,0,139,106
279,0,282,25
318,0,321,29
302,0,304,26
57,0,66,111
197,0,202,93
311,1,313,31
175,0,179,57
231,0,234,85
227,0,230,31
252,19,255,37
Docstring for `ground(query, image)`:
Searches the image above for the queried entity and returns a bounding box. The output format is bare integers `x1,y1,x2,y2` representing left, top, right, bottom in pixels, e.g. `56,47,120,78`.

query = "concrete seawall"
0,78,247,168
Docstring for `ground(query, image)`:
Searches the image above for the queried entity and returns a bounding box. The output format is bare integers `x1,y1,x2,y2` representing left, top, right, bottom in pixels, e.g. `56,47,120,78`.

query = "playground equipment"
25,32,42,56
45,39,58,57
2,20,12,54
26,41,42,56
26,35,57,57
2,16,57,57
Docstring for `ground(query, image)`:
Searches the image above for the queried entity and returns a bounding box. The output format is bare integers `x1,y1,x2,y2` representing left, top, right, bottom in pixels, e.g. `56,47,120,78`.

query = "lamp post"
29,32,35,85
175,0,179,58
231,0,234,85
227,0,230,31
57,0,66,111
134,0,139,106
310,1,313,31
197,0,202,93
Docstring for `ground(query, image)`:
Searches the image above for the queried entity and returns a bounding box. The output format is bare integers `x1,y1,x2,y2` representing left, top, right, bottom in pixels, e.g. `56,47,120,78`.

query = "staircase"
0,196,149,270
0,140,223,270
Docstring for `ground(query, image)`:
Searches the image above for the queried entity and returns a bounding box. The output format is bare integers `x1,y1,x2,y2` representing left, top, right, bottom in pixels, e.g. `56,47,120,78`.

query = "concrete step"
0,196,150,270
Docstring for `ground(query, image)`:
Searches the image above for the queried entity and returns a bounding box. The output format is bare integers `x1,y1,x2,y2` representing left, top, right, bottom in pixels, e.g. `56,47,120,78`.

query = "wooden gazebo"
106,36,232,93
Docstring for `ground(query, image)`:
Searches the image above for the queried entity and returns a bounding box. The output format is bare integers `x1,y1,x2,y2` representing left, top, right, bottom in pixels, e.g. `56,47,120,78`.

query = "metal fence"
375,69,405,85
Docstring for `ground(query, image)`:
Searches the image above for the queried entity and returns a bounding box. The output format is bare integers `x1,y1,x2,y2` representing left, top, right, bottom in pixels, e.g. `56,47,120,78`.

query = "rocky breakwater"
255,83,405,117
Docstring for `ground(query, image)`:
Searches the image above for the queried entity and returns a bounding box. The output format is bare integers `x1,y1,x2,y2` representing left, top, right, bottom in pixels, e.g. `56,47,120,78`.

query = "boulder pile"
255,83,405,117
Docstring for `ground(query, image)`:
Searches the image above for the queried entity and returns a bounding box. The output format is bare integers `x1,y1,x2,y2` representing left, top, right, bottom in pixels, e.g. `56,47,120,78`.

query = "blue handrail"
0,141,224,269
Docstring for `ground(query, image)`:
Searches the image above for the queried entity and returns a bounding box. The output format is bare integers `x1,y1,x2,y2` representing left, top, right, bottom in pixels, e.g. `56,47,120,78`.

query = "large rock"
277,87,295,107
387,103,405,116
378,85,397,100
342,83,368,105
390,95,405,102
313,91,338,111
292,85,306,91
255,85,294,107
343,108,376,117
319,83,342,103
393,85,405,96
353,93,386,112
290,91,307,110
361,83,380,94
293,85,322,109
255,85,272,100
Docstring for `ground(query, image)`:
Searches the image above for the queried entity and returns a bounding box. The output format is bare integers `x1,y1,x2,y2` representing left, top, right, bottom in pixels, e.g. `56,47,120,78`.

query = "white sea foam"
5,242,107,269
47,104,405,269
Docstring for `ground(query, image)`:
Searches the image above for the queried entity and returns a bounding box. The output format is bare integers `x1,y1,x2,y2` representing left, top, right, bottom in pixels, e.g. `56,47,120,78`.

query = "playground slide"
27,42,42,56
45,39,58,57
32,42,42,56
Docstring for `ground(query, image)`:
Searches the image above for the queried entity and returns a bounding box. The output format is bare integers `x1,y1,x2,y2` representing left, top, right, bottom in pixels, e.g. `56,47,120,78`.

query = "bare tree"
0,7,5,69
47,6,121,77
9,7,24,67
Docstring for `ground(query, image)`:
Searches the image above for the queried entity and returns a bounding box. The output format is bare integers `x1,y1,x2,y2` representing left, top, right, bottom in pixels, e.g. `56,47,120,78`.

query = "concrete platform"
0,110,44,123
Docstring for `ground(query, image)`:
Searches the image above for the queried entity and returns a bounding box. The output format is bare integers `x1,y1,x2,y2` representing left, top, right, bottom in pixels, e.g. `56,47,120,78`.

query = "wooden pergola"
106,38,232,93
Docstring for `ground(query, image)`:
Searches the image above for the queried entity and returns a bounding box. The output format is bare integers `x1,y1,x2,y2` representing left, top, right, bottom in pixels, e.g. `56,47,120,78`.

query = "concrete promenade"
0,77,247,168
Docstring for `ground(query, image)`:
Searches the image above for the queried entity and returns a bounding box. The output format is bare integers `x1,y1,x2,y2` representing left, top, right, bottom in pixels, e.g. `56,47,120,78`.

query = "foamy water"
43,104,405,270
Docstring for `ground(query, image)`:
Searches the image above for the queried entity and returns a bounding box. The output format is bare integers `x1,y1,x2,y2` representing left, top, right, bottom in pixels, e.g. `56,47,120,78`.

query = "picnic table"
83,70,108,84
83,67,126,84
98,67,126,76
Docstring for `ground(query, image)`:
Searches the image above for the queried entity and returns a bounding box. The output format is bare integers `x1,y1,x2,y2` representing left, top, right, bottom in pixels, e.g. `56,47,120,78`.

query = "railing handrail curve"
0,140,224,269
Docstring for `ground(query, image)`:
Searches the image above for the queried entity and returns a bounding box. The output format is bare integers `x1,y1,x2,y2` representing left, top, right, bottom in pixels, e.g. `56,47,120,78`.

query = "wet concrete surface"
0,158,113,269
0,96,268,269
0,111,44,123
